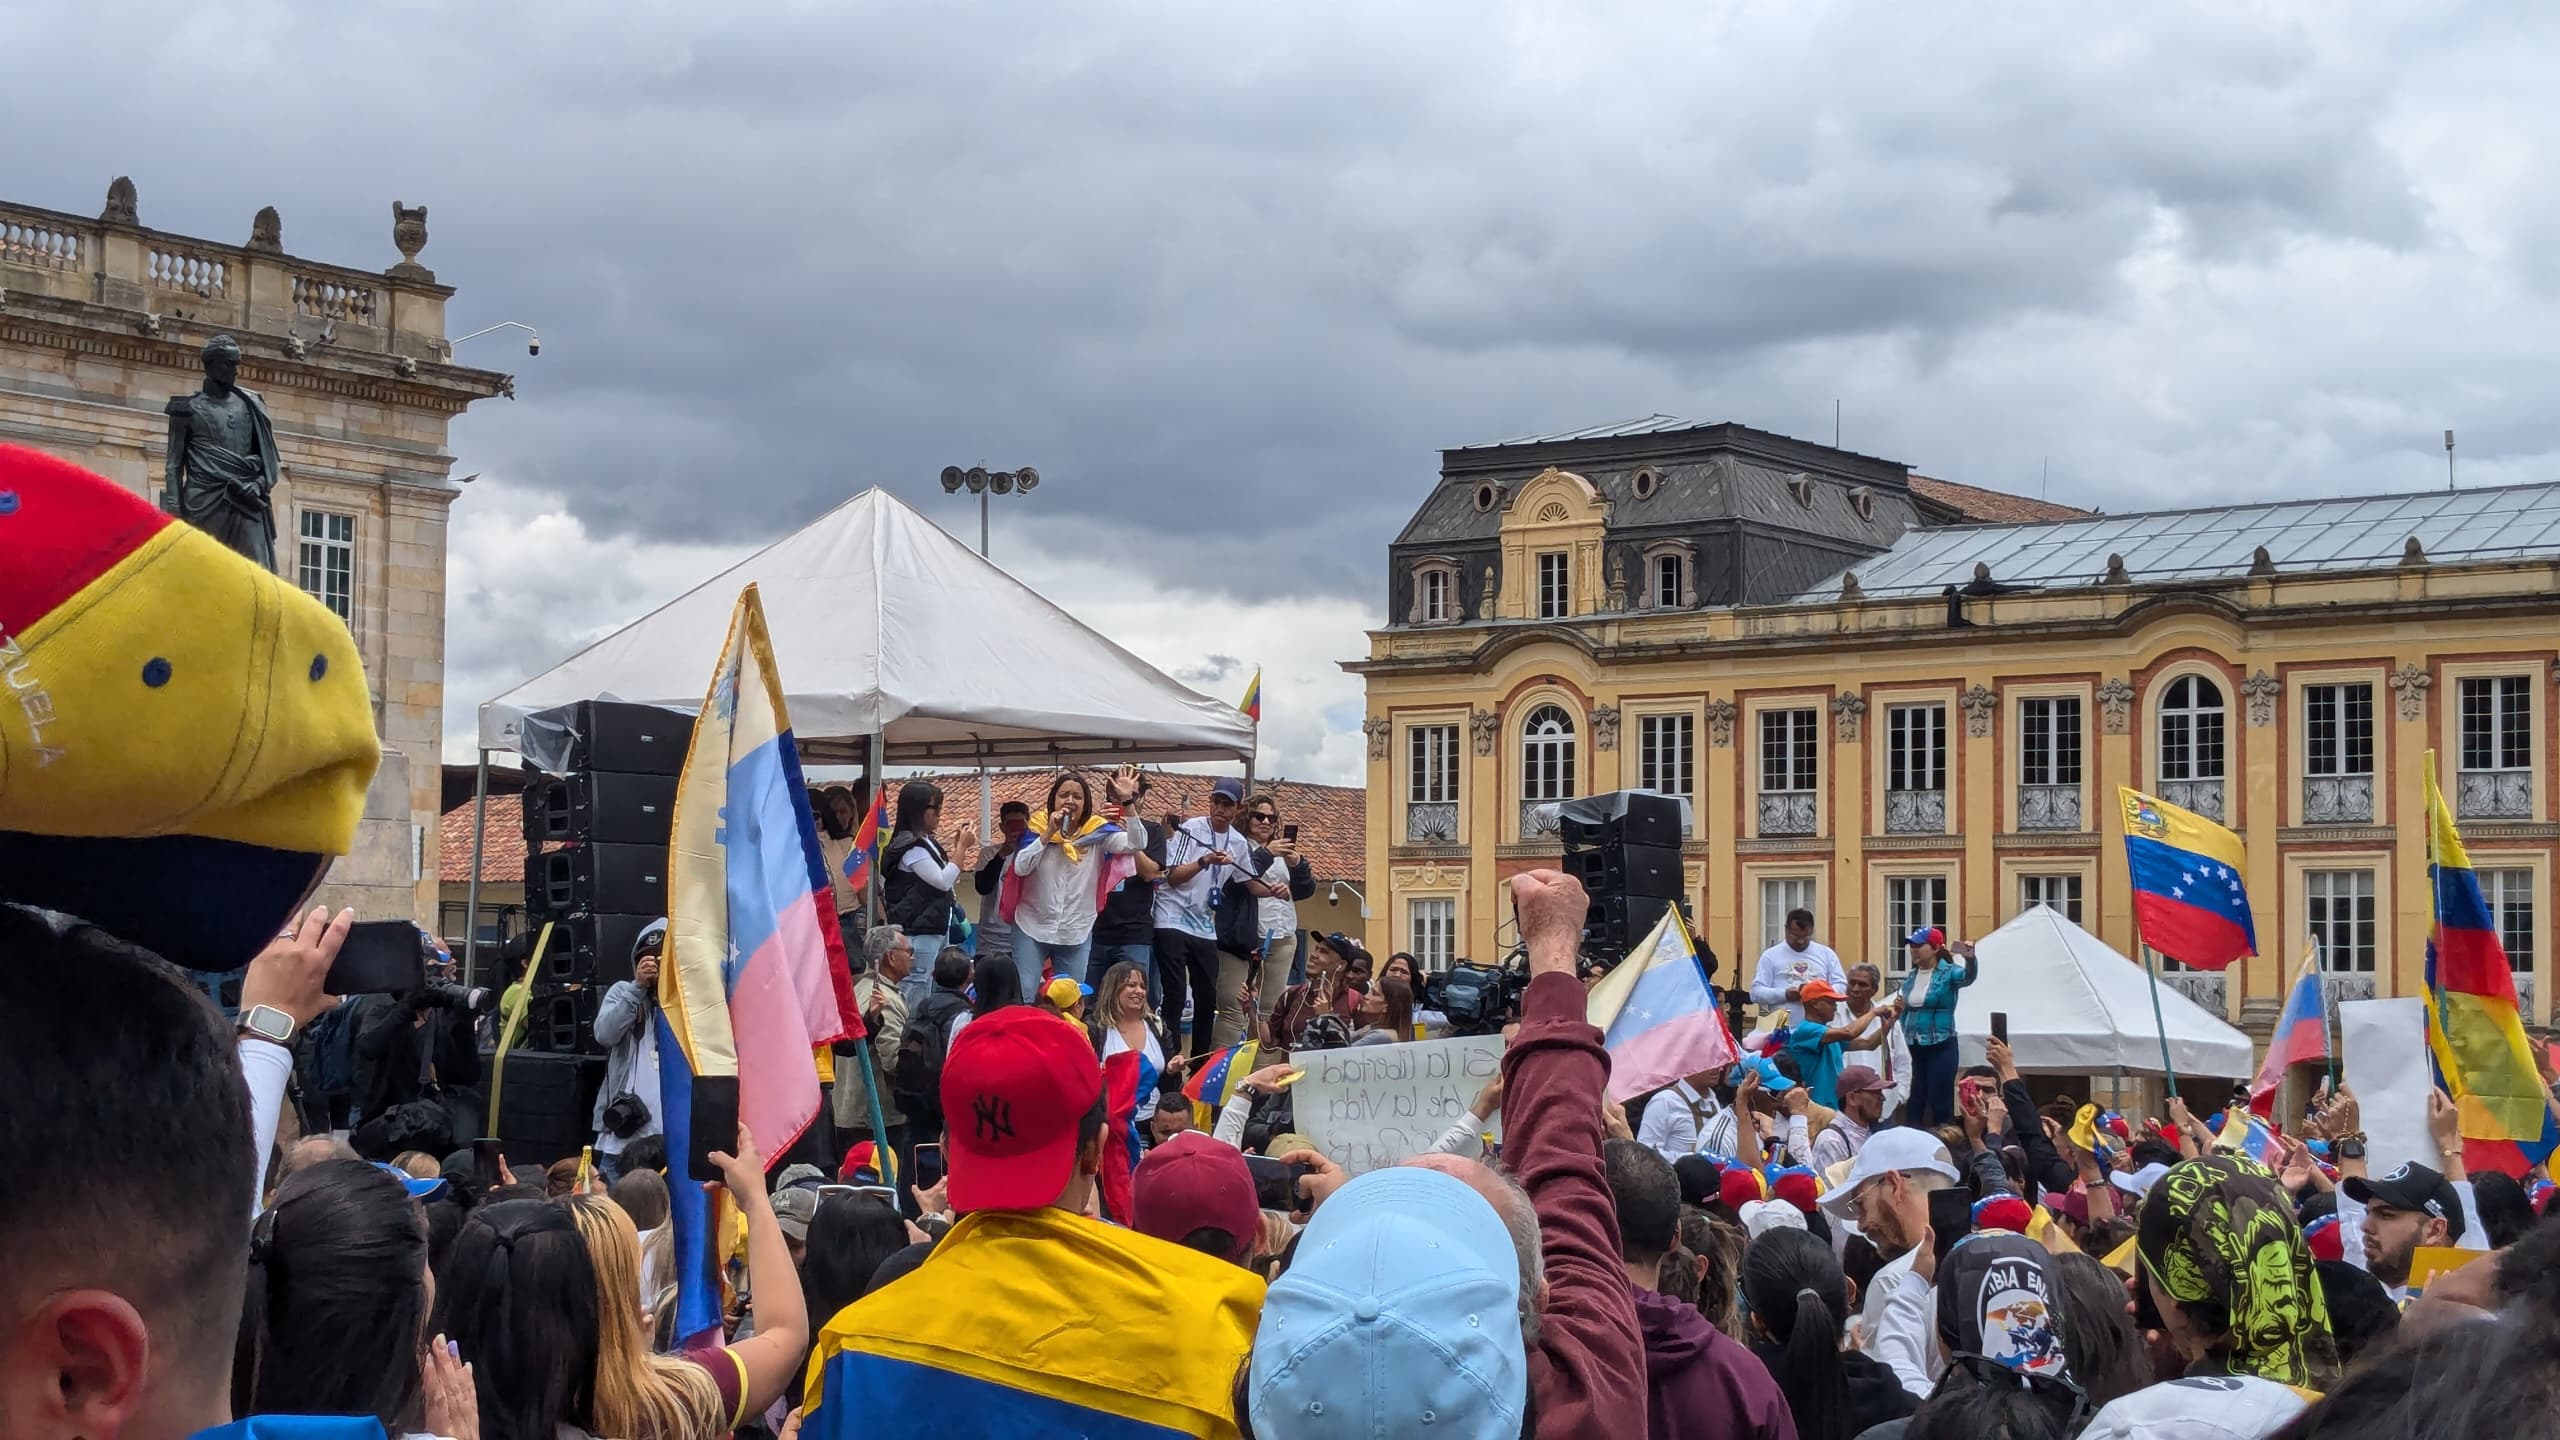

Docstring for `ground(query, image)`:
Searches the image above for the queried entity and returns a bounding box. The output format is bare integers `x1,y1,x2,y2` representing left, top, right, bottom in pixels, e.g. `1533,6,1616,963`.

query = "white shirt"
1256,853,1297,938
1009,819,1145,946
1637,1080,1723,1162
1103,1025,1166,1120
1851,1242,1920,1354
1750,940,1847,1026
1153,818,1244,938
1849,1003,1912,1114
2081,1377,2310,1440
239,1036,293,1217
899,840,960,891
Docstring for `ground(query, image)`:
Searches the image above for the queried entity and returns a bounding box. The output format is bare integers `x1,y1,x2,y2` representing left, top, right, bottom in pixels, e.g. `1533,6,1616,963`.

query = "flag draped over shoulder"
2420,753,2556,1174
802,1208,1265,1440
2249,952,2328,1118
1586,907,1737,1104
2119,786,2257,969
659,584,856,1345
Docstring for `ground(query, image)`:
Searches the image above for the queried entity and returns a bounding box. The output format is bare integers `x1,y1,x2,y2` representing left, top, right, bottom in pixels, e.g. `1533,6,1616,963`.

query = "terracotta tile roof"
1909,475,2092,525
441,770,1367,885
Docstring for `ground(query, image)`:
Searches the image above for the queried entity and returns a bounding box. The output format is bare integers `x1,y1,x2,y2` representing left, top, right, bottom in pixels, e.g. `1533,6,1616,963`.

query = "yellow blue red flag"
2119,787,2257,969
659,584,856,1344
1239,667,1261,723
2420,752,2556,1175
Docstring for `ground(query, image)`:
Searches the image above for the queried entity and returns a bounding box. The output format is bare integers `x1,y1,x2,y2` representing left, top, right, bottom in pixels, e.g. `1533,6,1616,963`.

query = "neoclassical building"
1349,416,2560,1036
0,178,508,926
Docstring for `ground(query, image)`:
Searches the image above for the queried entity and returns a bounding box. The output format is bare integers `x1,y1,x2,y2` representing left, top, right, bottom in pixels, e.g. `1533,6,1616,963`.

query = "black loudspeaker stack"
517,701,692,1048
1556,790,1694,968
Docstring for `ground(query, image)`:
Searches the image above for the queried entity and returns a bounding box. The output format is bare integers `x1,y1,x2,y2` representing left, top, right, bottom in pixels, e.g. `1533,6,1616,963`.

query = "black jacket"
352,995,478,1118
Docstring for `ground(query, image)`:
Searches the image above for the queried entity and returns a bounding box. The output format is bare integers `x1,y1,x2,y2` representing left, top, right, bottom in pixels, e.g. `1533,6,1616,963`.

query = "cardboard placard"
2340,998,2433,1180
1293,1034,1506,1174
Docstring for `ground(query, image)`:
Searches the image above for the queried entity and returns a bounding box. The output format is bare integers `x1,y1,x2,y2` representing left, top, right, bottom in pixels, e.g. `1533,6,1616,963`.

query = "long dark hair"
429,1199,601,1440
794,1193,910,1407
1045,772,1094,825
1743,1227,1852,1440
233,1159,430,1429
1380,975,1415,1039
818,785,858,841
971,951,1024,1018
2050,1250,2145,1410
893,780,943,840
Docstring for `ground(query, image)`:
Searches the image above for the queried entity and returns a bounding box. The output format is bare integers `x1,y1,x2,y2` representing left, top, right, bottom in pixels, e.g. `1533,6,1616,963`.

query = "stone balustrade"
0,191,448,358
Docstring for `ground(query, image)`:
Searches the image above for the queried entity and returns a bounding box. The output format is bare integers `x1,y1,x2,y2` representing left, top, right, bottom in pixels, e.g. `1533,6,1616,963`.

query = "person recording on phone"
349,932,483,1138
592,918,669,1183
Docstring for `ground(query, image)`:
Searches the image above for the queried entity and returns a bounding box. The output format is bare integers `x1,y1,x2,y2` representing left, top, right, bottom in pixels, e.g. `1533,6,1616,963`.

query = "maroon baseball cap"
940,1008,1104,1212
1133,1132,1260,1264
1834,1065,1885,1098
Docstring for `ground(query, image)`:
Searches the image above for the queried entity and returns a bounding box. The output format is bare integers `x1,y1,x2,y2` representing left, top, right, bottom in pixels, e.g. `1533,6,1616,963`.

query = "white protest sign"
2340,997,2434,1178
1294,1034,1506,1174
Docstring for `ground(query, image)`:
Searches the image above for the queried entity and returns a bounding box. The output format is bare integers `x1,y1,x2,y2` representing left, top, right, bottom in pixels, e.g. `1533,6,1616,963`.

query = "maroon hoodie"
1632,1287,1799,1440
1506,970,1649,1438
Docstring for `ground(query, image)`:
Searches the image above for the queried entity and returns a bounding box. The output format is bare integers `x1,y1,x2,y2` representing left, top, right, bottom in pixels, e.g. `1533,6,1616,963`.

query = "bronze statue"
163,335,281,570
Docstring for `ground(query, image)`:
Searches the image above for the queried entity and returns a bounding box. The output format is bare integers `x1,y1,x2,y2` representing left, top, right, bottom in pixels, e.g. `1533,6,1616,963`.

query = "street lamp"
938,464,1041,557
448,321,540,357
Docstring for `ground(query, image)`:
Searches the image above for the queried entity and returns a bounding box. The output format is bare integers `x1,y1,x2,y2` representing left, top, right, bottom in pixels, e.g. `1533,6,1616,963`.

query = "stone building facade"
1351,416,2560,1049
0,178,508,925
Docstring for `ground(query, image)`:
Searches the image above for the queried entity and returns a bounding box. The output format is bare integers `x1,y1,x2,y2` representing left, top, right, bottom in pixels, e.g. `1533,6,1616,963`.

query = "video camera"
408,980,496,1015
1424,949,1531,1035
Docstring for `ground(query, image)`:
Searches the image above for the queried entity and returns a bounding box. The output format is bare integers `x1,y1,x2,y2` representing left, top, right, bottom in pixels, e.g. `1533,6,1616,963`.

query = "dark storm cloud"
9,0,2553,619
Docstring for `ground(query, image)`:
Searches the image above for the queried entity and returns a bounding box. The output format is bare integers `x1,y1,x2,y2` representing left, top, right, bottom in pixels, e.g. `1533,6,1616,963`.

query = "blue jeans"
1018,937,1090,999
901,934,946,1010
1089,940,1154,1002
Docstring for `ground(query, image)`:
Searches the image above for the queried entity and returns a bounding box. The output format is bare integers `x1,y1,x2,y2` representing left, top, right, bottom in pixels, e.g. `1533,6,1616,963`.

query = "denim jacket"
1895,954,1978,1047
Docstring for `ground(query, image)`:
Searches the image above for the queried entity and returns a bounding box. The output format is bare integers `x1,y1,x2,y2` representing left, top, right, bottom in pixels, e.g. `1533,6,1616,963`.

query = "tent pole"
2112,1065,2123,1110
978,743,992,848
867,728,886,929
464,747,490,990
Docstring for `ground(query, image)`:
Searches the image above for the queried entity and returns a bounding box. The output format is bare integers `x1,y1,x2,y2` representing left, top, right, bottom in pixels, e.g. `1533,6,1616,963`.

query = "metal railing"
1884,788,1945,834
1758,791,1819,836
2457,769,2534,820
2159,778,2225,823
2018,784,2083,831
1406,802,1459,844
2304,776,2374,824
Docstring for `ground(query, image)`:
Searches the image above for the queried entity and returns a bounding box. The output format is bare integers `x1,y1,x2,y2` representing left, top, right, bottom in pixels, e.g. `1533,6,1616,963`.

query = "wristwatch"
238,1004,297,1048
2333,1136,2367,1160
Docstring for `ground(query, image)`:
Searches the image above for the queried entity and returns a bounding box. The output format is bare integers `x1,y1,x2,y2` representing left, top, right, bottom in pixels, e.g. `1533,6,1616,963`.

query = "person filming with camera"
591,918,669,1182
349,931,485,1152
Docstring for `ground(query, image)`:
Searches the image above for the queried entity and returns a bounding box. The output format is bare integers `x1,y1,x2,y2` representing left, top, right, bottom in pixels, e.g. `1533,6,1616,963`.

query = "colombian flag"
2118,787,2257,969
2249,952,2328,1118
802,1207,1264,1440
2420,753,2556,1177
659,585,857,1345
1238,667,1261,723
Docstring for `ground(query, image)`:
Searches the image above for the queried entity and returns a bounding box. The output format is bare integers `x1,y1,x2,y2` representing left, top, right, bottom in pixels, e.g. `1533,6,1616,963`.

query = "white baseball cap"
2109,1161,2172,1200
1817,1127,1961,1215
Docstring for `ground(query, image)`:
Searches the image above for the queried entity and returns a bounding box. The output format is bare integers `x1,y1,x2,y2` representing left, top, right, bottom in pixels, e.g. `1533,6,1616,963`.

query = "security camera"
527,337,540,357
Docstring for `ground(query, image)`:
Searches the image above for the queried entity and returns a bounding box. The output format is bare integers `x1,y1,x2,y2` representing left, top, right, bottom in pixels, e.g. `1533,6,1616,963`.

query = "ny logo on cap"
974,1094,1016,1144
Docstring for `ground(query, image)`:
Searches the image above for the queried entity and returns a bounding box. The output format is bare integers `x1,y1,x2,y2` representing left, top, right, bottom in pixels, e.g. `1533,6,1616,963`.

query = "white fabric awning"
476,487,1257,768
1953,905,2256,1078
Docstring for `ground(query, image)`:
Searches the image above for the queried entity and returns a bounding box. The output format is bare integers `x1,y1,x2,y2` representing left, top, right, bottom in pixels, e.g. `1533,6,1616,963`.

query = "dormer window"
1631,465,1662,500
1636,539,1697,610
1787,472,1817,507
1849,485,1875,521
1409,558,1462,625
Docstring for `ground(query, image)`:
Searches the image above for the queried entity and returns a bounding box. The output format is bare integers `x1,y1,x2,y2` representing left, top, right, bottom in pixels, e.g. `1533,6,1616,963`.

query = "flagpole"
2131,910,2180,1100
2311,934,2339,1096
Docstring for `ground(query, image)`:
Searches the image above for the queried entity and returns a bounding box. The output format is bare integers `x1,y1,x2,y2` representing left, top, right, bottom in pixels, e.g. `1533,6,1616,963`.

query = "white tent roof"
1952,905,2256,1078
476,487,1258,768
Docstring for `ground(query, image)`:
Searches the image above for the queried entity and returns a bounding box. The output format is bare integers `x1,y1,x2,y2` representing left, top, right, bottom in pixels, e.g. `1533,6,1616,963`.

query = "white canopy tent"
460,486,1257,970
1952,905,2255,1078
477,486,1258,768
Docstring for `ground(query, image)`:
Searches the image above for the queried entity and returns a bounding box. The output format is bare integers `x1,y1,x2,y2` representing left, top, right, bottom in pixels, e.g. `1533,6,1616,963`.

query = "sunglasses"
1250,812,1278,823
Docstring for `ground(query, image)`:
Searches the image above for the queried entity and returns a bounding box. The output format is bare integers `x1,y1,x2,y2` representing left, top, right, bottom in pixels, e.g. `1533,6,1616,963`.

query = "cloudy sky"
16,1,2560,786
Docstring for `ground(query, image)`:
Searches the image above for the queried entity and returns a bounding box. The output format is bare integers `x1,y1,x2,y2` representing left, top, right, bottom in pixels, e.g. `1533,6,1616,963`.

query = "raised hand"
1508,869,1591,978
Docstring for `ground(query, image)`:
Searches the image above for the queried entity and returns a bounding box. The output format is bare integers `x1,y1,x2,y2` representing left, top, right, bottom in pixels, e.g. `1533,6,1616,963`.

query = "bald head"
1403,1153,1545,1325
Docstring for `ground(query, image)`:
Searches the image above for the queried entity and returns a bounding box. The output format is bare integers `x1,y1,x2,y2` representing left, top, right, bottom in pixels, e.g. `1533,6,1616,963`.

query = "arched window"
1521,704,1578,802
2157,674,2227,822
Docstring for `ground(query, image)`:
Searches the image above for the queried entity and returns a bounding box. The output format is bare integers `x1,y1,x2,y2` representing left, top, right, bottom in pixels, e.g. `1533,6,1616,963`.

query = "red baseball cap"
1133,1132,1259,1264
940,1007,1104,1212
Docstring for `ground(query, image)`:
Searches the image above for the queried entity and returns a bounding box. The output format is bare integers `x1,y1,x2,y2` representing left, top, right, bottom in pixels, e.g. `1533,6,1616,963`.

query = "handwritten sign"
1294,1034,1506,1174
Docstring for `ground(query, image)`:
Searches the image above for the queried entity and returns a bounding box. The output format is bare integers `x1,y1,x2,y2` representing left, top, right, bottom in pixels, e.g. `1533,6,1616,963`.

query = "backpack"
895,990,970,1116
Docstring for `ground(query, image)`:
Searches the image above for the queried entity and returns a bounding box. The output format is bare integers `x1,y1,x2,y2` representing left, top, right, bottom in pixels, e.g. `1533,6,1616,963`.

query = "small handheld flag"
2250,950,2329,1117
841,789,886,891
1185,1040,1260,1125
1585,907,1739,1104
1239,667,1262,724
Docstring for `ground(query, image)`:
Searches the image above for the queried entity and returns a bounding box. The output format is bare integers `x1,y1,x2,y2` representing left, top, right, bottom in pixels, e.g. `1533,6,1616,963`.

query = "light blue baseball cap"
1247,1166,1527,1439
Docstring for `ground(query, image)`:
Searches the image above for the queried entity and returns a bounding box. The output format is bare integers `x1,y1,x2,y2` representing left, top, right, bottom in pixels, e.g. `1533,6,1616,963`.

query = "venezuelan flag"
2249,952,2328,1117
1585,906,1737,1103
1238,667,1261,723
842,788,886,891
2419,753,2556,1176
660,585,857,1345
2118,786,2257,969
1184,1040,1258,1125
802,1208,1264,1440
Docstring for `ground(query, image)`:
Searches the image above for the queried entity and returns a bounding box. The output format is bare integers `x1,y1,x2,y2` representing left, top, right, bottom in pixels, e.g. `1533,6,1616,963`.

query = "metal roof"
1790,479,2560,599
1456,414,1710,449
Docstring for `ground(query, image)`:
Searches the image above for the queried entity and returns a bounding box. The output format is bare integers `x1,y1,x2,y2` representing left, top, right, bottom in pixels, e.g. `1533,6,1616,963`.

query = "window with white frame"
1409,725,1459,804
1760,876,1816,953
1760,708,1818,793
2305,869,2378,973
2304,684,2375,777
1521,705,1577,801
1409,897,1456,973
2158,676,2226,782
2019,697,2083,786
2019,873,2083,923
1654,553,1682,608
1536,552,1570,619
2482,868,2534,977
1419,566,1452,623
296,509,356,624
1883,874,1949,975
1886,704,1946,791
1639,713,1694,800
2460,677,2531,773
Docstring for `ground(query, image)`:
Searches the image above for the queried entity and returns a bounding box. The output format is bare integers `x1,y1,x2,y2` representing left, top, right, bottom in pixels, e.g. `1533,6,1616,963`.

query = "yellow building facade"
1352,420,2559,1042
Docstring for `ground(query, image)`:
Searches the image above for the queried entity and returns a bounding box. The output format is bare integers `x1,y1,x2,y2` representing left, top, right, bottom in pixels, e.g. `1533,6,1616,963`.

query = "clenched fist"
1508,869,1589,979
